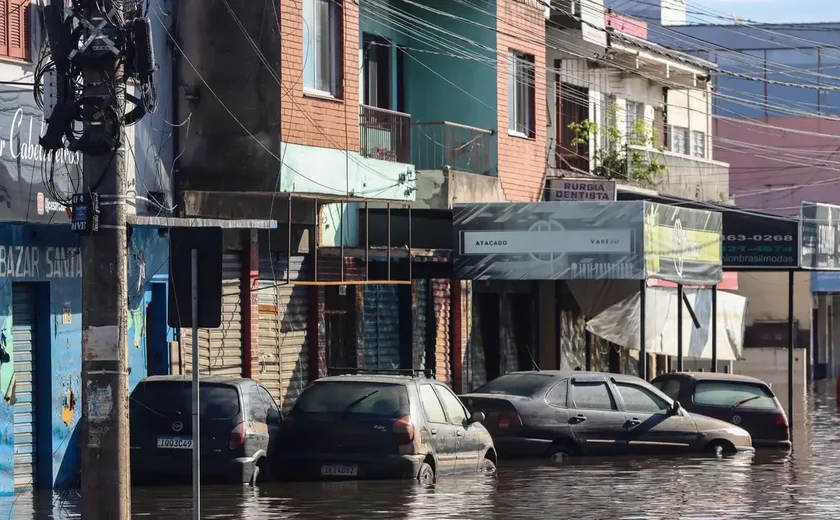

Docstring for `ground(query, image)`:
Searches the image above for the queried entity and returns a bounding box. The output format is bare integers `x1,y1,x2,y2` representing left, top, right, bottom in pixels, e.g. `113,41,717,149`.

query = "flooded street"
5,382,840,519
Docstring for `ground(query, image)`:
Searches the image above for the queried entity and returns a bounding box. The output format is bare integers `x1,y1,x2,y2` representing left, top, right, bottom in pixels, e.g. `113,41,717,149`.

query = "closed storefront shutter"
183,251,244,376
412,280,428,371
364,284,400,369
12,283,37,491
258,256,310,411
430,280,451,385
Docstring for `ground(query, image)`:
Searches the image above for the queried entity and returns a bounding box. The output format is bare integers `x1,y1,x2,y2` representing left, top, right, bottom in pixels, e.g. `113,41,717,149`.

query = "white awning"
585,287,747,361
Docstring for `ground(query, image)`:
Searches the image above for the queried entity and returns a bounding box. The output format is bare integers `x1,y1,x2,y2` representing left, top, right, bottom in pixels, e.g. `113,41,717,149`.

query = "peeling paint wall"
0,225,167,496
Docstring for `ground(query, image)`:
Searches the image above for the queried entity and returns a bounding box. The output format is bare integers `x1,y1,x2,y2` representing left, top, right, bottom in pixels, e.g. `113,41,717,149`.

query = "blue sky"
698,0,840,23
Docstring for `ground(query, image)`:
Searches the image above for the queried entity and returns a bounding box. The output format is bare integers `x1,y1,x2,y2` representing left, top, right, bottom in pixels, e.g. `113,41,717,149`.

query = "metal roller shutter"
430,280,451,385
258,255,309,411
12,283,37,491
412,280,428,371
364,284,400,370
183,251,244,376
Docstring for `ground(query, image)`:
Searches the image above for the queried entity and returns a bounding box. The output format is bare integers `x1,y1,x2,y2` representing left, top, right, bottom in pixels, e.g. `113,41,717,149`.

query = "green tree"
567,103,666,186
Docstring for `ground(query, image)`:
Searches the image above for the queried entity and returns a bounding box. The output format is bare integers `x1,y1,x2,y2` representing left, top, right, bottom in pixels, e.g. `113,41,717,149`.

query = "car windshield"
294,382,409,418
130,382,240,419
693,381,777,410
471,373,553,397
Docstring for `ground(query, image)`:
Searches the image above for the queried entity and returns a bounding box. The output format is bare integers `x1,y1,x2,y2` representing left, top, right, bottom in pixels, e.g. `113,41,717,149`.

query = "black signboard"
800,202,840,270
168,227,223,328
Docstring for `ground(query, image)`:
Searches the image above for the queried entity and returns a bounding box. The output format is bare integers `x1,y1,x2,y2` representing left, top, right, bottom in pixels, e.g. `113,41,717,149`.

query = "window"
248,387,269,423
0,0,31,61
420,385,447,424
693,381,777,410
545,379,568,408
362,34,391,109
258,386,282,423
691,130,706,158
571,381,616,411
670,126,689,155
293,382,408,418
615,383,670,414
303,0,343,97
471,373,553,397
436,386,468,425
129,383,240,419
508,51,535,137
625,101,645,142
652,378,681,401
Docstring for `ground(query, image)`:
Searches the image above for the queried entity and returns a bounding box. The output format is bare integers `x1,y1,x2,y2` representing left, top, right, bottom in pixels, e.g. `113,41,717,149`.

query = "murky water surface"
5,382,840,519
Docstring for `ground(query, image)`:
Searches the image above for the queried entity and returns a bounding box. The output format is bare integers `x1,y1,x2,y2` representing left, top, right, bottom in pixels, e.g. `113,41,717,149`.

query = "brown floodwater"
4,381,840,519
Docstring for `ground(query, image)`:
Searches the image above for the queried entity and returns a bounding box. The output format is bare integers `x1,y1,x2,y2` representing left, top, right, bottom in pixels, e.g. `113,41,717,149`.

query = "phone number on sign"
724,234,794,242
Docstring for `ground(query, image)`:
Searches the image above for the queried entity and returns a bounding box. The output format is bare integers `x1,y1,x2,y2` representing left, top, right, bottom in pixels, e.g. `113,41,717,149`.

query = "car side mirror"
468,411,485,424
671,401,682,415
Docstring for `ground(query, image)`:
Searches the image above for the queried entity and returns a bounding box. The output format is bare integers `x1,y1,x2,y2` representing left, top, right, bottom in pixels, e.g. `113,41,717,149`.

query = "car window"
419,384,447,424
258,386,281,423
130,382,240,419
571,381,616,411
545,379,568,408
293,382,408,418
436,385,468,425
248,386,269,422
615,382,670,414
653,378,681,401
693,381,777,410
471,373,553,397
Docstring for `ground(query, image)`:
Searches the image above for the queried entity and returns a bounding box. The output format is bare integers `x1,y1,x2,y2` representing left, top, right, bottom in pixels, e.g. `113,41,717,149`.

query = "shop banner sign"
800,201,840,270
722,211,798,269
546,178,616,201
453,201,646,280
644,202,723,285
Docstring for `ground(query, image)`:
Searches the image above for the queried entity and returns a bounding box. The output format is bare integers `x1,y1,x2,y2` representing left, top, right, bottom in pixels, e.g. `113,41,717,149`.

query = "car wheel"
249,461,263,487
417,462,435,487
479,457,497,476
706,440,734,457
546,445,573,463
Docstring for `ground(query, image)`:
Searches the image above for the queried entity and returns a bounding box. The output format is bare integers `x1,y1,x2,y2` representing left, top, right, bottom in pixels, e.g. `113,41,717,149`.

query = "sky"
699,0,840,24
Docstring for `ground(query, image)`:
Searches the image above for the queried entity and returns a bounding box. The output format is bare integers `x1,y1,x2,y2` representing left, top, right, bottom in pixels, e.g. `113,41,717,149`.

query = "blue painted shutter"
12,283,37,491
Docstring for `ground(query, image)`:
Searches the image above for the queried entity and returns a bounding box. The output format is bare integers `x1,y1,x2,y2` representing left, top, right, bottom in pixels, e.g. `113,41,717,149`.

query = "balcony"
359,104,411,163
627,144,730,201
411,121,493,176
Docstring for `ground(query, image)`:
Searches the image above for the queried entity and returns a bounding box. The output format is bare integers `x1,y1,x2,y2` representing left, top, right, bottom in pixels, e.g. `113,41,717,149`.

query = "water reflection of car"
651,372,791,449
460,371,754,461
129,376,282,485
275,371,497,485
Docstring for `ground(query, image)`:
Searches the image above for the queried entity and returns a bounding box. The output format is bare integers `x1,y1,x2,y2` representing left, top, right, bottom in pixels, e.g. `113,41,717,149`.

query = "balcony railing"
627,144,729,201
359,104,411,163
411,121,493,175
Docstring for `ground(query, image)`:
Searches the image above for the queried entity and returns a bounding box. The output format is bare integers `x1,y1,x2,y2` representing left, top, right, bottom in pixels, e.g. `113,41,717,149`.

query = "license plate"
320,464,358,476
157,436,193,449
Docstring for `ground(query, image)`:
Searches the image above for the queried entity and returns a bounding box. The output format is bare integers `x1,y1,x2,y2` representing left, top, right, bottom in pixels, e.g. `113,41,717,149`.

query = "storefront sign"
453,201,645,280
643,203,723,285
546,178,616,201
722,212,798,269
800,201,840,270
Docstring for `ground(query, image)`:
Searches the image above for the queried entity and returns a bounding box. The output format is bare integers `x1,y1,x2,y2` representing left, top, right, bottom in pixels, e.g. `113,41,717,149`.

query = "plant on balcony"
568,104,666,186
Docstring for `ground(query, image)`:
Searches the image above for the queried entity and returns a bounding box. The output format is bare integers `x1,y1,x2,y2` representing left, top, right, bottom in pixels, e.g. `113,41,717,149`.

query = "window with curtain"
508,51,535,137
303,0,343,97
691,130,706,158
670,125,689,155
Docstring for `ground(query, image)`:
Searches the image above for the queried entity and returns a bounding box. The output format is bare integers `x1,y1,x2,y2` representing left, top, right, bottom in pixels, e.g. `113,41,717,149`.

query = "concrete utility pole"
79,0,131,517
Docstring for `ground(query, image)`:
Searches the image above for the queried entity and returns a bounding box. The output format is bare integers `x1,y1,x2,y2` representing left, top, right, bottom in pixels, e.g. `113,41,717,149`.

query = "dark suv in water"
129,376,283,485
275,370,496,485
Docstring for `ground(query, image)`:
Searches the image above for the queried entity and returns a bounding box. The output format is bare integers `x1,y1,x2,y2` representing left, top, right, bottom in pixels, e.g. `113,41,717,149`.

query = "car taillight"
393,415,414,445
776,414,789,427
229,422,246,450
497,410,522,430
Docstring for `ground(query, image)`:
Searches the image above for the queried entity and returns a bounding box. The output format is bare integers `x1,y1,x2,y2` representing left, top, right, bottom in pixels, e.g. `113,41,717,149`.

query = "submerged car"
275,371,496,485
461,370,754,461
129,376,282,485
651,372,790,448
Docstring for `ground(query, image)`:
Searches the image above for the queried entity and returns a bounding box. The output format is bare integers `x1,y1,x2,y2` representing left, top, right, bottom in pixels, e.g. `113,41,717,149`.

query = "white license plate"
157,436,193,449
320,464,358,476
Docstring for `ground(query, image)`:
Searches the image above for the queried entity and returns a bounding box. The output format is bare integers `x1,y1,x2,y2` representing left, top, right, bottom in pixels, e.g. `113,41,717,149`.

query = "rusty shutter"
183,251,244,376
6,1,30,60
364,284,400,369
412,280,428,370
430,280,451,385
258,255,309,411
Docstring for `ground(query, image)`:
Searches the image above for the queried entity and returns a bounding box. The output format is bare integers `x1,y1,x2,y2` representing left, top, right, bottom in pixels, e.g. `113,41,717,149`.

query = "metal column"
639,279,646,380
788,270,795,441
677,284,684,372
711,285,718,372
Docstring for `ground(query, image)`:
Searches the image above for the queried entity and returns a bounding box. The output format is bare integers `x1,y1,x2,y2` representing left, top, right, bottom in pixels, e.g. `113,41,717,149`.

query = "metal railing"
411,121,493,175
359,104,411,163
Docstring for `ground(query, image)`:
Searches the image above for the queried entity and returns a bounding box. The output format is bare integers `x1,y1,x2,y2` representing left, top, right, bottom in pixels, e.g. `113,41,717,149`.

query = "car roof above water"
136,375,254,388
656,372,770,386
315,374,424,385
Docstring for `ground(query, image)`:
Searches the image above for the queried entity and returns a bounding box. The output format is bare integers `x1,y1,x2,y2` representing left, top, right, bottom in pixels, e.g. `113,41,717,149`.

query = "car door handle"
569,415,587,424
625,419,642,428
430,428,438,435
456,430,464,437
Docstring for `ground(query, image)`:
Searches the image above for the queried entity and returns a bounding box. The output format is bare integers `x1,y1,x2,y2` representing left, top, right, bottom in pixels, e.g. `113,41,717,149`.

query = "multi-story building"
0,1,173,495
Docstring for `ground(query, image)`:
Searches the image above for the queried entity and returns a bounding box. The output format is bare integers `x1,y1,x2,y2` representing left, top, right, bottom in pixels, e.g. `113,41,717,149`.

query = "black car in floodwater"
461,371,754,461
275,370,496,485
129,376,283,485
651,372,791,448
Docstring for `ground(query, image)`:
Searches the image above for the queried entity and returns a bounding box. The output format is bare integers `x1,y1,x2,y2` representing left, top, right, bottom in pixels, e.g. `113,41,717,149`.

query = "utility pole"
79,0,131,517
